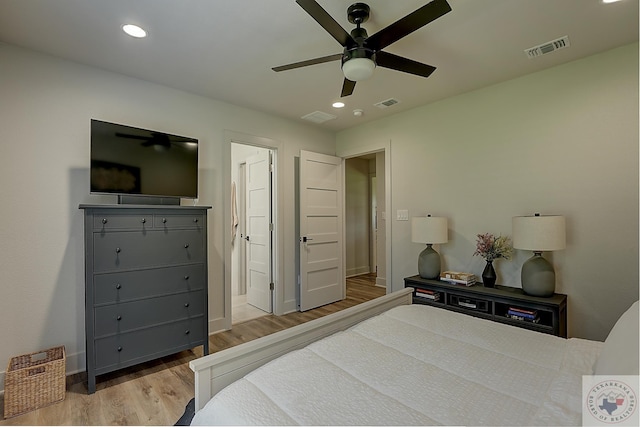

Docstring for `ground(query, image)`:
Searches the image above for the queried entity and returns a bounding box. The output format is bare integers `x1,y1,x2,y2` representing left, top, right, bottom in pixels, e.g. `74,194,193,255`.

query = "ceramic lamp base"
418,244,441,280
521,253,555,297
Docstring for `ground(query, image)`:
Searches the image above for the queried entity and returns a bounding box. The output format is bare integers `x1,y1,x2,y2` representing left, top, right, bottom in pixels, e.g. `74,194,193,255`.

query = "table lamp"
411,215,448,279
512,213,566,297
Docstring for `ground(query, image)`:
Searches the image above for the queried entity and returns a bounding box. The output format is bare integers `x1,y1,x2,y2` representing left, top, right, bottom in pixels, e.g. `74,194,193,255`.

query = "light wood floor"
0,274,383,425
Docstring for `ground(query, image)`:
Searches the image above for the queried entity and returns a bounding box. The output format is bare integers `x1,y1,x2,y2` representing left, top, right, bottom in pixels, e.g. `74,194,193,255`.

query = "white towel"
231,181,238,240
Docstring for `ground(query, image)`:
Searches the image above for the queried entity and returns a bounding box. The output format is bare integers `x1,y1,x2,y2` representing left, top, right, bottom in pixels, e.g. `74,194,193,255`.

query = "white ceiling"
0,0,637,131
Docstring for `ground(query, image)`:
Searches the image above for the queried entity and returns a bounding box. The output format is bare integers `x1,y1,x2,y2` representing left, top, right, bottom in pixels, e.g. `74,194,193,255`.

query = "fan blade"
365,0,452,51
375,51,436,78
273,53,343,72
296,0,355,47
115,132,148,141
341,79,356,97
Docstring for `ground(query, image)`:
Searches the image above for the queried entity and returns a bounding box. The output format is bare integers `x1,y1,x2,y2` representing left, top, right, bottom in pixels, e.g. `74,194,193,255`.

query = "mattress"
191,304,602,426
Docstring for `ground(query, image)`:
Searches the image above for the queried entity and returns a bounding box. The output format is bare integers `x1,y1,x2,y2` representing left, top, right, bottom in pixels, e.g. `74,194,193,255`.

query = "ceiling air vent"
301,111,337,123
374,98,400,109
525,36,570,59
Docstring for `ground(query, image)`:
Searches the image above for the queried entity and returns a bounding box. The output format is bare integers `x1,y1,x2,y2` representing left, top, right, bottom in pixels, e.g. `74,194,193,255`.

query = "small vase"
482,260,496,288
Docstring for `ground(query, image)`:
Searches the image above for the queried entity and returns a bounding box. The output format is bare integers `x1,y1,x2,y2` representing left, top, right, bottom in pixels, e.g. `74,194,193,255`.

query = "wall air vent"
525,36,570,59
374,98,400,109
301,111,337,123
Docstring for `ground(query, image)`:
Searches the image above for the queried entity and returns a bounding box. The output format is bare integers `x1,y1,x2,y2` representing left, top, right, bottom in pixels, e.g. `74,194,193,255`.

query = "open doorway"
344,151,387,290
231,143,275,323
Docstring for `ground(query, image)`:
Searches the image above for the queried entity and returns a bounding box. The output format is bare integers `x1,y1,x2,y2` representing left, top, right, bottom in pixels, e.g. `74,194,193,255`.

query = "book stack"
415,288,440,302
507,307,540,323
440,271,476,286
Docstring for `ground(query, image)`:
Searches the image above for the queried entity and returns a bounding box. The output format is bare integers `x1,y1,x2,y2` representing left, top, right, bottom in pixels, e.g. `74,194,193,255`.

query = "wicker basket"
3,346,66,419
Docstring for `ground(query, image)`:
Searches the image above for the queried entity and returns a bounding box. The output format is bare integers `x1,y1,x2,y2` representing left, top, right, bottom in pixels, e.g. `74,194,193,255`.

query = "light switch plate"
397,210,409,221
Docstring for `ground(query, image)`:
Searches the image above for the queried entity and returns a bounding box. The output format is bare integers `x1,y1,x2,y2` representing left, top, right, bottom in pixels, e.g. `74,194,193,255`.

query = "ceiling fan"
115,132,186,150
273,0,452,97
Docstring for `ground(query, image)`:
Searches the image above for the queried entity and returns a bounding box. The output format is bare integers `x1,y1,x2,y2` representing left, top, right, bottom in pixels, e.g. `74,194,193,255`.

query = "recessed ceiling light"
602,0,622,3
122,24,147,38
332,101,345,108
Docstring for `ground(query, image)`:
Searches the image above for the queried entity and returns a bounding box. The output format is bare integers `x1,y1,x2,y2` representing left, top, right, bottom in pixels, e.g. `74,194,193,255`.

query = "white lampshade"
512,215,566,251
342,57,376,81
411,216,448,244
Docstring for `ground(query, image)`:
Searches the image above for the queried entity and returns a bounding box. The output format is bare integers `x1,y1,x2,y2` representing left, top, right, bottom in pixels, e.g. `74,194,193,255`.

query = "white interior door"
245,150,272,312
299,150,344,311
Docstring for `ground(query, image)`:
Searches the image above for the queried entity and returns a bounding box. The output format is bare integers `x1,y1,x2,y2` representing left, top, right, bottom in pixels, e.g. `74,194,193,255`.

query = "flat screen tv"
90,119,198,201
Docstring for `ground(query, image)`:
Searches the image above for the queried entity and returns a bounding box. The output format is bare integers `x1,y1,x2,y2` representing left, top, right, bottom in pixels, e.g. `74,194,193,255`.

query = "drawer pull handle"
184,303,190,308
116,315,122,321
184,275,190,280
102,218,108,224
162,218,167,223
115,283,122,290
115,247,121,253
193,218,198,223
184,243,189,249
185,330,190,335
117,346,122,352
141,218,146,224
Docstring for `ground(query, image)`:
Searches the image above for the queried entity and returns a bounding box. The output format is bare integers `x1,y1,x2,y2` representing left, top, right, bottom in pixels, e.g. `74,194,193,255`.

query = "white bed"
189,289,638,426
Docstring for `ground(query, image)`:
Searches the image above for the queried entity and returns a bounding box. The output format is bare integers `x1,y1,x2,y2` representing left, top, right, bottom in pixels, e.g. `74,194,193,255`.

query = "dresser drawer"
93,264,204,304
94,290,205,337
92,213,153,231
154,213,204,229
92,229,205,272
94,317,205,371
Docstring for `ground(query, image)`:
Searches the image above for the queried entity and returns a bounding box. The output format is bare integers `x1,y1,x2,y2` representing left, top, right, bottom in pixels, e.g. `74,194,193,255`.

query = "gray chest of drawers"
80,204,210,393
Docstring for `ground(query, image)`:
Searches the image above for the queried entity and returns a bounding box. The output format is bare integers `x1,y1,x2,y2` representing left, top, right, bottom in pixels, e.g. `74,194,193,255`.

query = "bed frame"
189,287,414,411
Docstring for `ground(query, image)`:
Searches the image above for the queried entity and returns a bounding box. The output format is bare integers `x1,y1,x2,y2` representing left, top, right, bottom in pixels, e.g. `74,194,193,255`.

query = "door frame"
370,174,377,275
224,131,284,331
338,143,392,294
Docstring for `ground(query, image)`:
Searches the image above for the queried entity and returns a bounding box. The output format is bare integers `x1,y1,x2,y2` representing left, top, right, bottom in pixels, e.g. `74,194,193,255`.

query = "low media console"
404,275,567,337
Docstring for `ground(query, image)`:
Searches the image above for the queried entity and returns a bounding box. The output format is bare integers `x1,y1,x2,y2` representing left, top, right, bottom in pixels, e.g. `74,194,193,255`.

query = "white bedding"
191,304,602,426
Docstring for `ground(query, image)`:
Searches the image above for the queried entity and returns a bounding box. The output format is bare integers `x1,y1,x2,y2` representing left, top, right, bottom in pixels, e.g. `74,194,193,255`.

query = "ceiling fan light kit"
342,57,376,81
273,0,452,97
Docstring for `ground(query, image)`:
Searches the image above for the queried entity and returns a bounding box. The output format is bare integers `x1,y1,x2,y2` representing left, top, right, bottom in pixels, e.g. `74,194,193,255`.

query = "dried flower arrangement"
474,233,512,262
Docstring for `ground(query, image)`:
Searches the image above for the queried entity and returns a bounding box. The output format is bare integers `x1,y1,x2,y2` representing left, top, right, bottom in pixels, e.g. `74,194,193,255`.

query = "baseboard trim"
346,266,371,277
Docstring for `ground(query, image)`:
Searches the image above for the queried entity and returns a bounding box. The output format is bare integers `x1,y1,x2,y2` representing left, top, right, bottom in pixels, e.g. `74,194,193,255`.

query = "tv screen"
90,119,198,199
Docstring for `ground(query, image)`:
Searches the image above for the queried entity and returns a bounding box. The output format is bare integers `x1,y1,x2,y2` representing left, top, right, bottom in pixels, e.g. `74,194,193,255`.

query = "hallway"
231,272,382,325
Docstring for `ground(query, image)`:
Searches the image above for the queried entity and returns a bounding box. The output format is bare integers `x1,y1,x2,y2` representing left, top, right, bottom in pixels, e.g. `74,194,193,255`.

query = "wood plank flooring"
0,274,384,425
